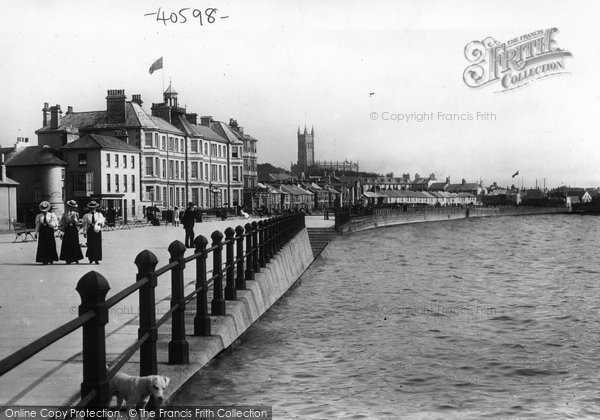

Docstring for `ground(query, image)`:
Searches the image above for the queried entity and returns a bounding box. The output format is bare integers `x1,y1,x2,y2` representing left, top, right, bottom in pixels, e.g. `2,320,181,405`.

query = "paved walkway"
0,215,332,406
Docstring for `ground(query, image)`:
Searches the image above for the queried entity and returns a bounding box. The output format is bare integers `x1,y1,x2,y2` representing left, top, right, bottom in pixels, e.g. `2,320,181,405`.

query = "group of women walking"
35,200,105,265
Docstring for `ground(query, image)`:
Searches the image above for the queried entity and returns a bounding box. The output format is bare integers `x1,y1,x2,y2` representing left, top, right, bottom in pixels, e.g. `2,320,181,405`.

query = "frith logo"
463,28,572,91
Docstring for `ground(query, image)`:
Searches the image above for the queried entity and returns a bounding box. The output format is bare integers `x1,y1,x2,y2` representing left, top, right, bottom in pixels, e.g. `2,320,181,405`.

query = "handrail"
0,213,306,411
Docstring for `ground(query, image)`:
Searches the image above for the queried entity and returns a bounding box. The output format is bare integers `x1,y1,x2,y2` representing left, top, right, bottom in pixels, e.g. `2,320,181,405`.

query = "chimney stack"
1,153,5,182
66,106,73,114
50,105,62,129
106,89,127,124
200,116,213,127
42,102,50,127
14,137,29,152
132,94,143,106
186,113,198,125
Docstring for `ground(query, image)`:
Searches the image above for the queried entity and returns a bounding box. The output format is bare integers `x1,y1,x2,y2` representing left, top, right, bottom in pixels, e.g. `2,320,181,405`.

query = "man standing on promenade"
182,202,196,248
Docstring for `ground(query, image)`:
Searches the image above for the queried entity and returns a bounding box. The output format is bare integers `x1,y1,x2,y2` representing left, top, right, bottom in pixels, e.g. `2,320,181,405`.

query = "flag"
149,57,163,75
512,170,519,178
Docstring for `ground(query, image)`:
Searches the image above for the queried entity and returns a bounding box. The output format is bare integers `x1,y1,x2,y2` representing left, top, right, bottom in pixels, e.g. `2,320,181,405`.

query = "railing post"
251,221,259,273
76,271,110,408
211,230,226,315
264,219,272,264
275,216,282,253
193,235,210,336
167,240,189,364
244,223,254,280
134,250,159,376
235,225,246,289
258,220,266,268
224,227,237,300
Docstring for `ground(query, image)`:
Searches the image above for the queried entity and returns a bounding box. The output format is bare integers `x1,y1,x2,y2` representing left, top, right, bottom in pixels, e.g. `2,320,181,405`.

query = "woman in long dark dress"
82,201,105,264
59,199,84,264
34,201,59,264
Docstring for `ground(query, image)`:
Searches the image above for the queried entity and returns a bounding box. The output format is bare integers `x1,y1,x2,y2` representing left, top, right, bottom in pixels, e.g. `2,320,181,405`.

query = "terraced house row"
1,84,259,224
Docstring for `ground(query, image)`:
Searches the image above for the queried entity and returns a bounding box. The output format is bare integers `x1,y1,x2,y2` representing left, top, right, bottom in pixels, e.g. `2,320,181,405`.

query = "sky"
1,0,599,188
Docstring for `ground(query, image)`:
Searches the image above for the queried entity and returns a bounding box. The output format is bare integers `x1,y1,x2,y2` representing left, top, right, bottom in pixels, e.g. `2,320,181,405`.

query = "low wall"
340,206,568,234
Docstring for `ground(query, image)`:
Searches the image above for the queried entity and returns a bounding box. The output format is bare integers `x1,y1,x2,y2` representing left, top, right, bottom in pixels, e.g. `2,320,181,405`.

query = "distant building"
293,125,359,177
61,134,141,219
0,153,18,230
4,139,66,225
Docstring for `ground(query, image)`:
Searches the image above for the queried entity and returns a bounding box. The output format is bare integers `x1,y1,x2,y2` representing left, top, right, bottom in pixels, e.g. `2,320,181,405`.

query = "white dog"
109,371,170,411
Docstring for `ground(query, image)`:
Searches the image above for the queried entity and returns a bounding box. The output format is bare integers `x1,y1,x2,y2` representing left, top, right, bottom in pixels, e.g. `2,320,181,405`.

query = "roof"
447,183,480,192
175,115,225,142
5,145,66,167
429,182,448,191
210,121,243,145
61,134,141,153
0,175,18,186
36,102,184,135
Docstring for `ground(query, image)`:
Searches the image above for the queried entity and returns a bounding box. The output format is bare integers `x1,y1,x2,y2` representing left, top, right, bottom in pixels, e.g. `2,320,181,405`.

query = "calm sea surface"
171,214,600,419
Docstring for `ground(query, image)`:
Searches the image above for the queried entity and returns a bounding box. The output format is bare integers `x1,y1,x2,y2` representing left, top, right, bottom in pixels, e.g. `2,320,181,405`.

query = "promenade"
0,216,330,406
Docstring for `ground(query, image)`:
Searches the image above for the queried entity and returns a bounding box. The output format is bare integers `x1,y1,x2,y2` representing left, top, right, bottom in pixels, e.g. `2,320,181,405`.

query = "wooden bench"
12,220,35,242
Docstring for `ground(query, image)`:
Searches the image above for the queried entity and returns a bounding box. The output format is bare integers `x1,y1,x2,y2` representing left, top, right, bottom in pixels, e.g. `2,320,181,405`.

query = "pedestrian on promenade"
34,201,59,265
59,200,84,264
182,202,196,248
82,201,105,264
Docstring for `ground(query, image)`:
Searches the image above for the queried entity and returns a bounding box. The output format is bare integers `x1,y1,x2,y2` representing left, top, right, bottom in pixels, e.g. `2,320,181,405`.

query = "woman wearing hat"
59,200,84,264
81,201,105,264
34,201,59,264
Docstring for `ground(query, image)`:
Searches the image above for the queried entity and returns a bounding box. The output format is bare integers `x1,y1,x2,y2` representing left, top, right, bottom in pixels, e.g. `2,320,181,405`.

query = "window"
211,164,217,181
106,153,111,167
162,136,166,150
115,174,119,192
191,140,198,153
73,174,88,193
169,137,174,152
145,133,152,147
115,154,119,168
219,165,223,182
131,156,135,169
211,144,217,157
78,153,87,167
155,158,160,178
123,174,128,192
175,160,179,179
154,133,159,148
232,166,239,182
107,174,111,192
132,175,135,192
199,162,203,179
232,147,239,158
180,139,184,153
145,157,154,176
86,173,93,191
233,189,239,205
205,163,209,180
169,160,174,179
162,160,166,179
156,187,161,201
204,143,208,155
123,154,127,168
175,138,179,152
145,186,153,201
191,162,198,179
192,188,199,206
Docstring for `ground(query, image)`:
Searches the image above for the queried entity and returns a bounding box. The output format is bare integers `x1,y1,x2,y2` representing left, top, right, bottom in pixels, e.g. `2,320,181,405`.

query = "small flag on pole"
512,170,519,178
149,57,163,75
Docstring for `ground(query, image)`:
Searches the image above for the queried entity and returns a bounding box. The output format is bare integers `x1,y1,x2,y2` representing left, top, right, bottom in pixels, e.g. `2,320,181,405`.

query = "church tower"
297,125,314,173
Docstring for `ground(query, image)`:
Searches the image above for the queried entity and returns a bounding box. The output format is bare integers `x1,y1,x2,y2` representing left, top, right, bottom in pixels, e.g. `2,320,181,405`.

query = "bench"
12,220,35,242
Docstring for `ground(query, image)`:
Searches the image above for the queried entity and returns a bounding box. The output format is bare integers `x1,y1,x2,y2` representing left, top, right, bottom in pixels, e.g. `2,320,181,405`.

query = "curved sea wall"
340,206,568,234
159,227,314,403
